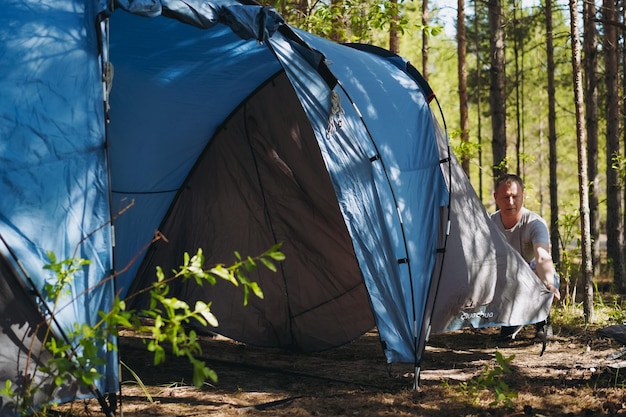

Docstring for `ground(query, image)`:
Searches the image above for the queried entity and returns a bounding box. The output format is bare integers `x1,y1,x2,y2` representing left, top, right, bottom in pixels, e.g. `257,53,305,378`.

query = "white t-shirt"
490,207,550,263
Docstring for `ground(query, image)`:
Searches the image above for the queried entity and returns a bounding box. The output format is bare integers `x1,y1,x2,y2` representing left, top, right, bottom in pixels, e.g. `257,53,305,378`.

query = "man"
491,174,560,341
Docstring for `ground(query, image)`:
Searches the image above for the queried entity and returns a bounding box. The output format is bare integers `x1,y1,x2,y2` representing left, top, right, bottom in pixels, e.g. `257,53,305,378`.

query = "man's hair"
494,173,524,191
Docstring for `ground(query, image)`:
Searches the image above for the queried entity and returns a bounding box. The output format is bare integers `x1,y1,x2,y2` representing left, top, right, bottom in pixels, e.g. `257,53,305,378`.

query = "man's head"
494,173,525,193
493,174,525,225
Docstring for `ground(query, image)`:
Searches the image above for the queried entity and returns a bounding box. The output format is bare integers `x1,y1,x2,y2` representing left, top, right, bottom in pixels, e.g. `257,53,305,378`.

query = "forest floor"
59,318,626,417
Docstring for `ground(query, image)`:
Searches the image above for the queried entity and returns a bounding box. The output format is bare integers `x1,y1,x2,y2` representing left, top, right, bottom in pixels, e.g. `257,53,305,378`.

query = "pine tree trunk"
512,1,522,176
545,0,560,272
421,0,429,78
569,0,594,322
474,0,484,199
389,0,399,53
584,0,599,276
603,0,625,292
622,0,626,282
329,0,344,42
489,0,507,179
458,0,470,177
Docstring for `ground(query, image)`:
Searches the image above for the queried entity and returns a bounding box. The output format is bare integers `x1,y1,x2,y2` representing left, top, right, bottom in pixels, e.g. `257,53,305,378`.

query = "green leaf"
248,282,264,300
156,266,165,282
153,346,165,365
161,297,190,311
0,380,12,397
259,257,276,272
195,301,218,327
269,251,285,261
209,265,238,285
46,250,57,266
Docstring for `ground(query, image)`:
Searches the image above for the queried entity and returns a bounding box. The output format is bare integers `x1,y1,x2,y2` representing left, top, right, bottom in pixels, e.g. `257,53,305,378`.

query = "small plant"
556,205,583,309
455,351,517,408
2,244,284,416
605,295,626,324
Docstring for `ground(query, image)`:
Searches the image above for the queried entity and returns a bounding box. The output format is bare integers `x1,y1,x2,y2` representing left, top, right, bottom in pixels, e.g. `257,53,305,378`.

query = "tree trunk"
458,0,470,177
622,0,626,282
583,0,599,276
296,0,309,24
545,0,560,273
512,1,522,176
329,0,344,42
489,0,507,179
603,0,625,291
569,0,594,322
389,0,400,54
421,0,429,78
474,0,484,199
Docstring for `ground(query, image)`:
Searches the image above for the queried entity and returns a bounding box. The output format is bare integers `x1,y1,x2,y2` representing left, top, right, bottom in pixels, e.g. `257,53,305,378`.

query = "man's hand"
534,244,560,301
546,283,560,300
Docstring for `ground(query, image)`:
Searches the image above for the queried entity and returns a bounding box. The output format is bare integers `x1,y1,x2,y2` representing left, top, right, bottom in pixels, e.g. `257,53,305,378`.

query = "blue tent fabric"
0,0,554,414
0,0,117,406
115,0,284,40
110,1,449,364
108,13,283,289
270,31,449,362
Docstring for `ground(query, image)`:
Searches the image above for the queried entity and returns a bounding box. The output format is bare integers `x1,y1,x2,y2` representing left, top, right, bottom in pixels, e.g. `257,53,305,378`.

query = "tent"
0,0,554,415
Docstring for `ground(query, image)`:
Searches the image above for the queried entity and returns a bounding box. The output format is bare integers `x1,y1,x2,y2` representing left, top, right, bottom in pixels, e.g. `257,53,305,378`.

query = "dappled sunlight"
58,327,626,416
5,2,585,415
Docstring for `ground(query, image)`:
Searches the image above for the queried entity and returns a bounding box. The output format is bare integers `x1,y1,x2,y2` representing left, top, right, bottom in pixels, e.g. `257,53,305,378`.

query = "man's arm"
533,243,560,300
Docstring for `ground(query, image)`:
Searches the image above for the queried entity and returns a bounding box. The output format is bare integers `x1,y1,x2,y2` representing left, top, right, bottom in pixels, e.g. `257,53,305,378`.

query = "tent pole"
413,366,420,390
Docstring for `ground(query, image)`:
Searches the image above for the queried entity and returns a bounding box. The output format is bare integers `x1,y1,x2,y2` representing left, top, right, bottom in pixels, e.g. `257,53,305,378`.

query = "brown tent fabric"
130,71,375,351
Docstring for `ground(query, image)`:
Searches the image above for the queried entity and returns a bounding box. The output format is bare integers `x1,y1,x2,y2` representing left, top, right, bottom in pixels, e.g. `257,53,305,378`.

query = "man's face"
494,181,524,216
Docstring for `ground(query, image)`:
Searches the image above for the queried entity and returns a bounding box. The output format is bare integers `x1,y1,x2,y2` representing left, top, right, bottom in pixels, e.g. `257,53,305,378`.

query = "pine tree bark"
389,0,400,53
569,0,594,322
489,0,507,179
622,0,626,280
421,0,429,78
329,0,344,42
474,0,485,198
458,0,470,176
512,2,522,176
603,0,625,291
545,0,560,273
583,0,599,276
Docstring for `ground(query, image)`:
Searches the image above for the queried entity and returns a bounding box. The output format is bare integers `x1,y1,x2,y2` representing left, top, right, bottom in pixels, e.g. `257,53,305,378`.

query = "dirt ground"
57,321,626,417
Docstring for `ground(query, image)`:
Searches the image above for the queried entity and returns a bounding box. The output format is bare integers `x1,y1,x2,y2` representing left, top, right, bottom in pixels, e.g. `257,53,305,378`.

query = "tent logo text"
460,311,494,320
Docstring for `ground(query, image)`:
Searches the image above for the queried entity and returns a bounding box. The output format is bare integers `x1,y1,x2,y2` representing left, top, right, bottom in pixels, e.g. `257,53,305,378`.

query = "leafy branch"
2,243,284,416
